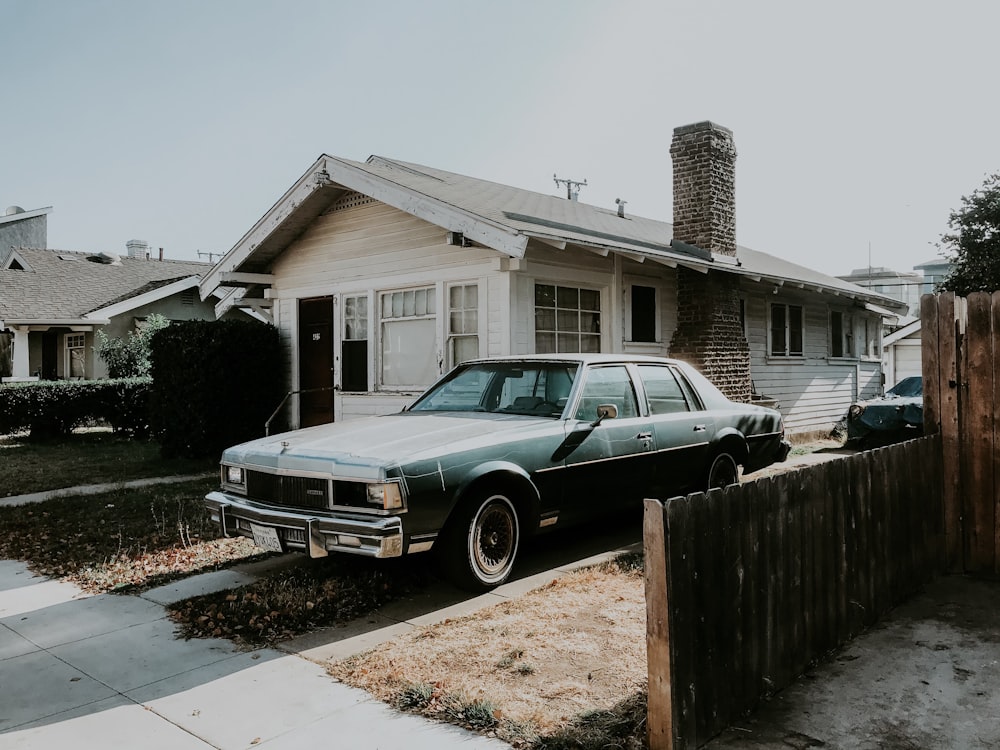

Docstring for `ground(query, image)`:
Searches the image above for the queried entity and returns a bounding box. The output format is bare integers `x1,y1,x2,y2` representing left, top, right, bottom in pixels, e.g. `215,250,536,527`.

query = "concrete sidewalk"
0,556,516,749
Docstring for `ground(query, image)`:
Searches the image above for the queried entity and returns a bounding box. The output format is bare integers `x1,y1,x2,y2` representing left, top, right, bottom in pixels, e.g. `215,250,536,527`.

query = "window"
830,311,854,358
448,283,479,368
380,287,437,387
65,333,86,378
534,284,601,353
637,365,693,415
574,365,638,421
342,294,368,391
629,284,657,343
770,303,803,357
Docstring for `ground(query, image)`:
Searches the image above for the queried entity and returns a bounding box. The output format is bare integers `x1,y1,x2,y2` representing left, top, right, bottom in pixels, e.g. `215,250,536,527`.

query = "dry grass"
328,554,648,748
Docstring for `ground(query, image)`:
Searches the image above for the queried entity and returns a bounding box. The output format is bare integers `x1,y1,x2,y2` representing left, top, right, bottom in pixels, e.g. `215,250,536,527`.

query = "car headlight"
848,404,865,419
367,482,403,510
224,465,245,485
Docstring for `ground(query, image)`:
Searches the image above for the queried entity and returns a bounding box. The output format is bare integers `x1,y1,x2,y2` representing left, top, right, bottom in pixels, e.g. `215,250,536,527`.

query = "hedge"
0,378,151,438
149,319,284,459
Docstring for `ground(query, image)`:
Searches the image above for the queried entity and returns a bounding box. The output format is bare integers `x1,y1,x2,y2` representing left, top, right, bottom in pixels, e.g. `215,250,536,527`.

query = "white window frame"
339,292,371,392
533,282,603,354
446,281,481,369
378,285,439,390
65,333,86,379
769,302,804,358
624,276,662,345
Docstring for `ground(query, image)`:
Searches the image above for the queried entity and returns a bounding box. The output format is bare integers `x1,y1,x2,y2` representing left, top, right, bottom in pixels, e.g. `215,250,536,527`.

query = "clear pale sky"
2,0,998,277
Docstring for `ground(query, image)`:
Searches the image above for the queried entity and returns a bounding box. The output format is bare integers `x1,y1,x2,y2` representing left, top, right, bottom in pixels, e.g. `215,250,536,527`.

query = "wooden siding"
743,288,887,435
272,201,498,297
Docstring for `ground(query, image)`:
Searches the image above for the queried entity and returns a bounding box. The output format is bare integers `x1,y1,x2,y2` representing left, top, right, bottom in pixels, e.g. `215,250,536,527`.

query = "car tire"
706,452,739,491
441,491,520,591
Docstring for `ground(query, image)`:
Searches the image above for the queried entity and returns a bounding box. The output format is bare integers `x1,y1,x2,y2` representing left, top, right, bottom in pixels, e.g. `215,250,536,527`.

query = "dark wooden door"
298,297,335,427
41,331,58,380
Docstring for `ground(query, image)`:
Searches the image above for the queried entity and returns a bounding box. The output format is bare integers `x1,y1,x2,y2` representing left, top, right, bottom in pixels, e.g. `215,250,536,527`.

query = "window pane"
831,312,843,357
579,289,600,311
557,310,579,332
535,309,555,331
557,333,577,352
464,285,477,308
574,365,638,420
770,304,786,356
638,365,689,414
381,319,437,385
450,285,463,308
535,284,555,307
403,290,416,316
451,335,478,366
631,285,656,342
581,311,601,334
557,286,579,309
789,306,803,355
580,334,600,353
535,332,556,353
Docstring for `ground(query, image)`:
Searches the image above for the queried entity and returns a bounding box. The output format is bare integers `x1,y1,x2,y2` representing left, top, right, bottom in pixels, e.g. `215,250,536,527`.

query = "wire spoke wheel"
471,500,516,578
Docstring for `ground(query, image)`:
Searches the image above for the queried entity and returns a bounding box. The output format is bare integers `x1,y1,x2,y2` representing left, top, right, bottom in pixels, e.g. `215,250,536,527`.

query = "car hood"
850,397,924,435
221,412,563,479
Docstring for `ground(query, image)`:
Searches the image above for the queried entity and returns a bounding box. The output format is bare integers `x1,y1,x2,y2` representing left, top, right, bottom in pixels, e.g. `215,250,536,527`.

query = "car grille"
246,471,330,511
244,471,371,511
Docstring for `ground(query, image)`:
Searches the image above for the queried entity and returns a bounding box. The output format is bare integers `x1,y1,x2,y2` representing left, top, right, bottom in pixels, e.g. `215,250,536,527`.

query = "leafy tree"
95,313,170,378
938,172,1000,295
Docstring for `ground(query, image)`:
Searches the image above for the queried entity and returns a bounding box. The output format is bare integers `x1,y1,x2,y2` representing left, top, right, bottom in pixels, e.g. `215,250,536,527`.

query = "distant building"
836,266,924,317
913,257,954,293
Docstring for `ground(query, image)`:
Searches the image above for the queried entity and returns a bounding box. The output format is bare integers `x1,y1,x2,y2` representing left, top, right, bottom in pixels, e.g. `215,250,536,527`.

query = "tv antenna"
553,174,588,201
197,251,222,263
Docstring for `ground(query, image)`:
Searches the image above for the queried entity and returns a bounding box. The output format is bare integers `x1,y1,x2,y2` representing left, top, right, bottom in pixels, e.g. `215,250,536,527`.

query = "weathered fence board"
646,435,942,748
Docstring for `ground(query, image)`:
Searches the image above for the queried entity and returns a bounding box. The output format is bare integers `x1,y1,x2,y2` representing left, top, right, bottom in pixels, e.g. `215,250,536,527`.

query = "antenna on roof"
198,251,221,263
554,174,588,201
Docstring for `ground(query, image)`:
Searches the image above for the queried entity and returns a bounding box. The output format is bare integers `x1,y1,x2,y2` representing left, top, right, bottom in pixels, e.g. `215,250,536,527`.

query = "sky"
3,0,999,278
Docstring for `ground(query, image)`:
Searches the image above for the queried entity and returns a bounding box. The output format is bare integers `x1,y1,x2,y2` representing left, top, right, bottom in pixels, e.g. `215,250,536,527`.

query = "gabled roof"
200,155,908,313
0,248,211,325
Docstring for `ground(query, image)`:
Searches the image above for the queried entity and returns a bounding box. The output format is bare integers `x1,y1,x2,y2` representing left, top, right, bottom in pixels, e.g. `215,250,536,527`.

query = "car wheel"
706,452,739,491
442,491,520,591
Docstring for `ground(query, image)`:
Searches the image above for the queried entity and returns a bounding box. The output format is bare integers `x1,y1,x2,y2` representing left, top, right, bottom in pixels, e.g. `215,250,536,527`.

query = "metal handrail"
265,386,337,436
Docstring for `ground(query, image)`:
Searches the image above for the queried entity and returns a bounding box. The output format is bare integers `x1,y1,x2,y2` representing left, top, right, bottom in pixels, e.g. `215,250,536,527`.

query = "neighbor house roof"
0,247,211,325
200,155,908,314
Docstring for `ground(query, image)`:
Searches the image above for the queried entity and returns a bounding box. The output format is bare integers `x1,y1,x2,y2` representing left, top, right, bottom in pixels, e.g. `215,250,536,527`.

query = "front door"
41,330,58,380
298,297,334,427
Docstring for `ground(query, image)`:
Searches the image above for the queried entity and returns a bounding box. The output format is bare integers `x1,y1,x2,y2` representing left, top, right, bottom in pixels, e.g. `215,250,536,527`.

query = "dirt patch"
327,556,647,746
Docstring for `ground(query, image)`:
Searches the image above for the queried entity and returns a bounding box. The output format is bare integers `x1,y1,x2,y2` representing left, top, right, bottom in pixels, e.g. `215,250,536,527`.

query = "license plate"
249,522,283,553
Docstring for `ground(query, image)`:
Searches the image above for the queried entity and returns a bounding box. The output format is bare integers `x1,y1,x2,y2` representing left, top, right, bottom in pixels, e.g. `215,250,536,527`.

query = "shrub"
0,378,152,438
149,319,284,458
95,313,170,378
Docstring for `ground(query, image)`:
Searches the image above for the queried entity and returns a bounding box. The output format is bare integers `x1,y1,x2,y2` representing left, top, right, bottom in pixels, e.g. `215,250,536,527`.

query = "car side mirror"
593,403,618,426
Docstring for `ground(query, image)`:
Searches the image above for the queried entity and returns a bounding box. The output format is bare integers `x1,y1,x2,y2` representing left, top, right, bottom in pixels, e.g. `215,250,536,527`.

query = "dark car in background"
846,376,924,446
205,355,790,590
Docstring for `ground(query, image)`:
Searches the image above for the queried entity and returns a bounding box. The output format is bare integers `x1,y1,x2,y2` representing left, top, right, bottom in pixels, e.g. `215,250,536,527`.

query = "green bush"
0,378,152,438
149,319,284,459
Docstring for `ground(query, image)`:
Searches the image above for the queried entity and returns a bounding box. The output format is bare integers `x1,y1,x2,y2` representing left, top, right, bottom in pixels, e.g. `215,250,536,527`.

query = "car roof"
461,353,686,366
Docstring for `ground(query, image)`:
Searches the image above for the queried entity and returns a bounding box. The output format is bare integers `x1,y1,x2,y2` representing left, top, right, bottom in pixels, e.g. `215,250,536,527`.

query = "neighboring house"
913,257,953,293
199,121,907,436
836,266,924,317
883,319,922,387
0,235,249,381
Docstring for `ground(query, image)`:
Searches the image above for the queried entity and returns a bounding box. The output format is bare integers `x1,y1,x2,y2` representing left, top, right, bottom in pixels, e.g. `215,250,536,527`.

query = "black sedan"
205,355,790,590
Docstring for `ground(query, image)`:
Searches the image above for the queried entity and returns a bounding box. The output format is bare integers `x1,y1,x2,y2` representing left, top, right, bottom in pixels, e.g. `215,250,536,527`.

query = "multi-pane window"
65,333,86,378
380,287,437,387
342,295,368,391
534,284,601,354
448,284,479,368
770,303,803,357
830,311,855,358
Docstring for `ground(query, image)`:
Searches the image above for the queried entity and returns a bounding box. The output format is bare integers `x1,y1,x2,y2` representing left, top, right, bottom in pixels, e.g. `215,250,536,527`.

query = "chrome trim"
205,491,404,559
407,540,435,553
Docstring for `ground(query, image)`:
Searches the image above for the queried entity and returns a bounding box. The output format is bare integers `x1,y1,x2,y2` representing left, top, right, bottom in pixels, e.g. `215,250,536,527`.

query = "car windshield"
408,362,579,417
886,376,922,398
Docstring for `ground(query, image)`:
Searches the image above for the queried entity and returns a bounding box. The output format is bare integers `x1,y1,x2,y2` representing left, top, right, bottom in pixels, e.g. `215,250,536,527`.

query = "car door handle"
635,432,652,440
693,424,707,432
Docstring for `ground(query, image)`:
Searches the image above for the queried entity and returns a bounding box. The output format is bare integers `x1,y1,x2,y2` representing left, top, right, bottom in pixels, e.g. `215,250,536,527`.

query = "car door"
556,364,656,523
635,364,714,496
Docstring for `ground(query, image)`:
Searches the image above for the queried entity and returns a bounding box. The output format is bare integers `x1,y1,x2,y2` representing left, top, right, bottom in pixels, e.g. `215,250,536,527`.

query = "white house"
200,122,906,436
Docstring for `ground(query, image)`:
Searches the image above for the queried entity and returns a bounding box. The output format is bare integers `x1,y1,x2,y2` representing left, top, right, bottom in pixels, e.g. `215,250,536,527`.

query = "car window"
636,365,693,415
573,365,639,421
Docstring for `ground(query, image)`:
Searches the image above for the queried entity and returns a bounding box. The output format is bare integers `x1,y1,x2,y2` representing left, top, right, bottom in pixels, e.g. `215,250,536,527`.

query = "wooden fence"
644,436,942,748
922,292,1000,574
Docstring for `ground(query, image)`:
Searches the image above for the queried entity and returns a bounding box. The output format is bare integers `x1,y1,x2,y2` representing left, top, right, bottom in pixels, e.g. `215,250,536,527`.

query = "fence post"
644,498,674,749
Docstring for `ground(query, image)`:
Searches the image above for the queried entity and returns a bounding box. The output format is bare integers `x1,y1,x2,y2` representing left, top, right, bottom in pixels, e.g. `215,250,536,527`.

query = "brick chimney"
668,121,752,402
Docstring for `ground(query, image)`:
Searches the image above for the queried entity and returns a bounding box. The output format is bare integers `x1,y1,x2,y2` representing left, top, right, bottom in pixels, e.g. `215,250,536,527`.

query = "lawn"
0,429,215,497
0,477,265,592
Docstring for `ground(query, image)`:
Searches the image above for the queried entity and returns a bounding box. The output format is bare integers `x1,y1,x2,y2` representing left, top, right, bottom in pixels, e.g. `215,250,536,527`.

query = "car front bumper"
205,491,404,559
